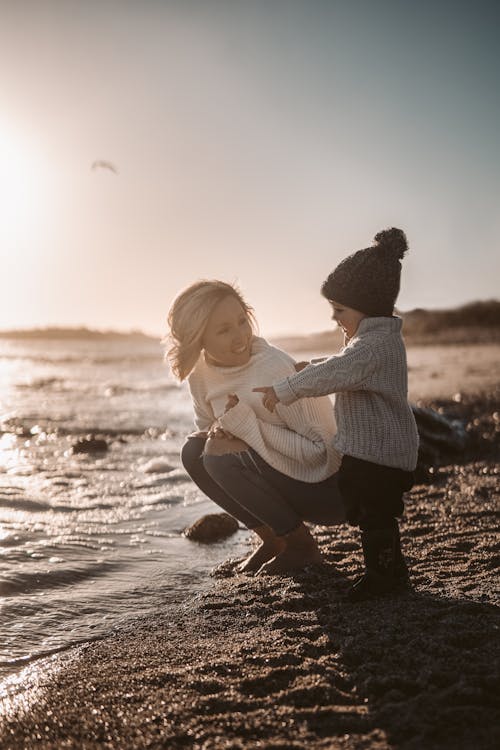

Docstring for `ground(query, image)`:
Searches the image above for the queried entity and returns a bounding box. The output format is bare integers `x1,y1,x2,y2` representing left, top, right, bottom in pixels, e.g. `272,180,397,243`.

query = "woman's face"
202,295,253,367
329,299,366,340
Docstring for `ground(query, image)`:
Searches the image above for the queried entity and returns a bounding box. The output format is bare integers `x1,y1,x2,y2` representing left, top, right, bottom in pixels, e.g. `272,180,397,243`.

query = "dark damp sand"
1,356,499,749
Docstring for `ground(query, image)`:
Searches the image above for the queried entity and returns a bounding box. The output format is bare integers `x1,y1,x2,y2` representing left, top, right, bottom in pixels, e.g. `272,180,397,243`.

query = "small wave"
0,353,163,365
16,377,67,391
0,533,30,548
132,470,189,490
140,458,175,474
136,382,178,393
0,634,107,680
0,497,53,512
0,497,115,513
45,471,83,480
67,501,116,511
0,560,120,597
133,479,168,489
0,419,147,438
154,468,189,482
143,495,183,507
53,536,103,550
0,485,24,495
0,354,83,364
103,382,177,397
92,355,163,365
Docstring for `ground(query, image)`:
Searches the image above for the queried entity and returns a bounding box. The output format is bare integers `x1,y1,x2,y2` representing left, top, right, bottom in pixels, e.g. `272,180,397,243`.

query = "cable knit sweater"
187,337,341,482
273,317,419,472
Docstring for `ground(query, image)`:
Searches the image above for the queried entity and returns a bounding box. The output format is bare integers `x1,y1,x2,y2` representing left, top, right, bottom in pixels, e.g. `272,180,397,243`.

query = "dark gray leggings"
181,436,345,536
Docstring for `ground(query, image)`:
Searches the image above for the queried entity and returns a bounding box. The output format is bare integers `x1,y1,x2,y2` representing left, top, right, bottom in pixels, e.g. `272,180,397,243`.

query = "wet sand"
1,348,499,749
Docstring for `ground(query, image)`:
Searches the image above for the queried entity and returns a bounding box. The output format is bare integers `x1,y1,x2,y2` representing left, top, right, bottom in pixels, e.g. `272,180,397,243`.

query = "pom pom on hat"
373,227,408,260
321,227,409,317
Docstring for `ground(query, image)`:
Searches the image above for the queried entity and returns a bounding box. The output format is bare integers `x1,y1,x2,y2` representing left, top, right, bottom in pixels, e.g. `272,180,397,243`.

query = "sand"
1,347,499,750
407,344,500,402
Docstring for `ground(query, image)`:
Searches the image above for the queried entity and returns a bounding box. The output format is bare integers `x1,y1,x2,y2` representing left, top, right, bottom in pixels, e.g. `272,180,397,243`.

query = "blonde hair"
165,280,256,381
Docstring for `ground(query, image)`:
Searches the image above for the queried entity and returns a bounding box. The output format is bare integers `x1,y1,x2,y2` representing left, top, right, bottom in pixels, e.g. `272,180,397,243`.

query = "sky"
1,0,499,338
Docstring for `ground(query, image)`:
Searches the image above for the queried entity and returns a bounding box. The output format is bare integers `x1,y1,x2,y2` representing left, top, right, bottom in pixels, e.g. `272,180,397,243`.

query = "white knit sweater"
273,317,419,471
187,337,341,482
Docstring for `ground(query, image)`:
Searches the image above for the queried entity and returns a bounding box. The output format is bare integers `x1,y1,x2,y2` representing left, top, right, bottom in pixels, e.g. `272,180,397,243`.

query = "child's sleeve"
273,340,376,404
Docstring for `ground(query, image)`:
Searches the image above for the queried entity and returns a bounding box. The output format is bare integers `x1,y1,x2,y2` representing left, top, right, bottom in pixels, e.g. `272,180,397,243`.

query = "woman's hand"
224,393,239,412
204,420,248,456
188,430,209,439
207,424,233,441
203,395,246,455
252,386,280,413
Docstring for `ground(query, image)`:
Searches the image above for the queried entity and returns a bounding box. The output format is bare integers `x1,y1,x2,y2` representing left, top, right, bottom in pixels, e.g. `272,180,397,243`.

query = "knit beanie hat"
321,228,409,316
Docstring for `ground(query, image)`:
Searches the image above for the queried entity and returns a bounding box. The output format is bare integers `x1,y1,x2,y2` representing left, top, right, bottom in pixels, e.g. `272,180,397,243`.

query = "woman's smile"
232,344,248,354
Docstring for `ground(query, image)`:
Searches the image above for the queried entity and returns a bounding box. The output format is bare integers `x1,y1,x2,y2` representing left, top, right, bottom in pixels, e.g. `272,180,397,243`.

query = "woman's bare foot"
257,523,323,575
238,536,285,573
237,525,285,573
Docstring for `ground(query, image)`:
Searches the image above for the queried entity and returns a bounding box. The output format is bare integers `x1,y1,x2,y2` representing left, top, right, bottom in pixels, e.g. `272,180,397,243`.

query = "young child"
254,228,419,600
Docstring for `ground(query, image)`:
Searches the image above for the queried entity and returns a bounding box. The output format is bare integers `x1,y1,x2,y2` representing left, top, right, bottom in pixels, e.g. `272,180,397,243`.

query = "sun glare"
0,119,50,248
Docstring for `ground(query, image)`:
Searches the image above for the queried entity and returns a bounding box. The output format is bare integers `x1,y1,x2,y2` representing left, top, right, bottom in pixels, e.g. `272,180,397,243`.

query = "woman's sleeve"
275,396,335,445
187,380,216,432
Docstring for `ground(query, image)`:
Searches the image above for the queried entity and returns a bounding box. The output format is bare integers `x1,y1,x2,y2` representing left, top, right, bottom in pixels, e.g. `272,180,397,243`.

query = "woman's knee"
181,436,206,474
202,451,243,483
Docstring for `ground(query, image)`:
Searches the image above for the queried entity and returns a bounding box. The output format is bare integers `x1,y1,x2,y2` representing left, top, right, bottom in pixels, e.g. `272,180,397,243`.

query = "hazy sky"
1,0,499,337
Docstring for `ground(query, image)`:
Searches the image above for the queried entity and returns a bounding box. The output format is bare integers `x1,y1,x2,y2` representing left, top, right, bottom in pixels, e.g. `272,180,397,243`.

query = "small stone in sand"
71,436,109,454
184,513,239,542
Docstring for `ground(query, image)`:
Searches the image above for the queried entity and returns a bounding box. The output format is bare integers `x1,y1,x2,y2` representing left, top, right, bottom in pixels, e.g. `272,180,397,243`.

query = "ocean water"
0,335,246,682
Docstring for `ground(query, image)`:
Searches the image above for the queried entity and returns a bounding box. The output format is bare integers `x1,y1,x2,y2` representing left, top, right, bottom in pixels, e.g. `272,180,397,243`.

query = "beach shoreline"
1,372,499,748
1,440,498,749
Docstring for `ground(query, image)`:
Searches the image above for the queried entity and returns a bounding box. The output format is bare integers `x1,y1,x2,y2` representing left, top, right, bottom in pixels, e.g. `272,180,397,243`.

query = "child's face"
202,295,253,367
329,300,366,340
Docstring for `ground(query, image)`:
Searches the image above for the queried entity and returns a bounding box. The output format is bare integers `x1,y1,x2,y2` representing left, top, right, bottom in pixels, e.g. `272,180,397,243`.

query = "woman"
166,280,344,574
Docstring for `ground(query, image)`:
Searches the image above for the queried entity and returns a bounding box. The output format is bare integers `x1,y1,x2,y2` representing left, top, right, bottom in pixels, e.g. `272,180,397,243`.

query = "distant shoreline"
0,327,158,342
1,300,499,348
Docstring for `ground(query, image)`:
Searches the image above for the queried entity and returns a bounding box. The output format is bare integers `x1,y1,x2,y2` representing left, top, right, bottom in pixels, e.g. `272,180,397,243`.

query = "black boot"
348,523,409,602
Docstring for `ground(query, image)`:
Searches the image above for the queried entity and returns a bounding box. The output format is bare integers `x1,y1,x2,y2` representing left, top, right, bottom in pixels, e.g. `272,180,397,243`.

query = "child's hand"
224,394,239,412
253,386,279,413
294,360,310,372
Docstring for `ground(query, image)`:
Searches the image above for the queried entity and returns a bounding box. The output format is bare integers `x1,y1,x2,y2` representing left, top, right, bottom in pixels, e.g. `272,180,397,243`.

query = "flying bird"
91,160,118,174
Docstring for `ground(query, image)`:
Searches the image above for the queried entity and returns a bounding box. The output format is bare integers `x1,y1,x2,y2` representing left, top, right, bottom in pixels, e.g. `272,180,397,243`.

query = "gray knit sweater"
273,317,419,471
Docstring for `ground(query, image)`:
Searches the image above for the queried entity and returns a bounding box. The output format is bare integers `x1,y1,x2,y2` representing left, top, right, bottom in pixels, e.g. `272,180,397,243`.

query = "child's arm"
255,340,375,411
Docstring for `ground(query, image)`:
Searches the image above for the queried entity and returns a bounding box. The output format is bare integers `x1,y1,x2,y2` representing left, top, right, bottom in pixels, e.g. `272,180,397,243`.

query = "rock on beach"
184,512,240,542
70,435,109,454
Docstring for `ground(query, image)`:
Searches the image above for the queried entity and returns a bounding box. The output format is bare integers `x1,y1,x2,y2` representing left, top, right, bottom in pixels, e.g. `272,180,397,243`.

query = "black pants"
338,455,414,531
181,436,345,536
